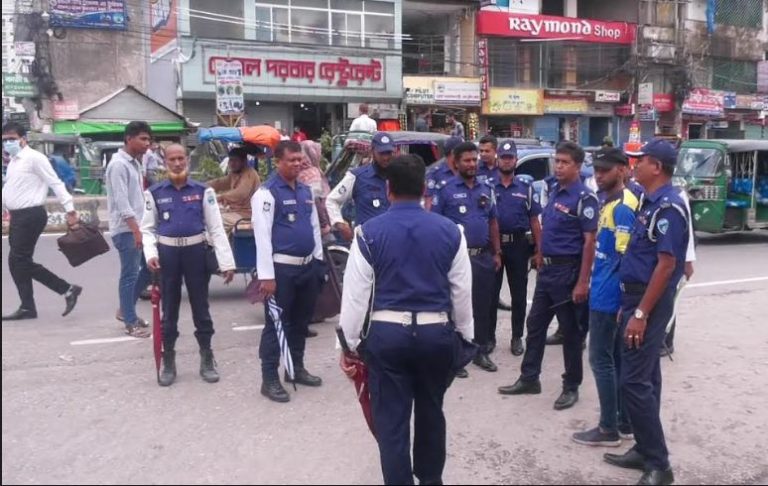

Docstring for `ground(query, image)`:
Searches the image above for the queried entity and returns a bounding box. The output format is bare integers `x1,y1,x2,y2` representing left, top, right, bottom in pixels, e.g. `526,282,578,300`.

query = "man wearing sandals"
105,121,154,337
142,144,235,386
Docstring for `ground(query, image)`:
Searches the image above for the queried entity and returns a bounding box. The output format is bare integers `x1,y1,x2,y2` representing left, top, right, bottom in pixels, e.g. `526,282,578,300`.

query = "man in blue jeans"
105,121,153,338
572,147,637,447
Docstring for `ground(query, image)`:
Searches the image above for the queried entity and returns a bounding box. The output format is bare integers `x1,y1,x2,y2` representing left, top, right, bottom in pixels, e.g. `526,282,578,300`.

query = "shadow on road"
696,230,768,246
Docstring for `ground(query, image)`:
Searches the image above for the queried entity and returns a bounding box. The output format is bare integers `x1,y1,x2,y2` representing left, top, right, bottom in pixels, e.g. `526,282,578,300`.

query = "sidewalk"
2,196,108,234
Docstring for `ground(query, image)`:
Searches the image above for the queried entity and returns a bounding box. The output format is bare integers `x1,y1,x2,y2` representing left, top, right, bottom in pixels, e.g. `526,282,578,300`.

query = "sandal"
125,325,151,338
116,312,149,328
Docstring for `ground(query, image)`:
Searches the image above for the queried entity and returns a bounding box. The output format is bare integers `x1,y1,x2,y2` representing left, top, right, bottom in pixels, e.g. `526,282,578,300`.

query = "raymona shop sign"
477,12,636,45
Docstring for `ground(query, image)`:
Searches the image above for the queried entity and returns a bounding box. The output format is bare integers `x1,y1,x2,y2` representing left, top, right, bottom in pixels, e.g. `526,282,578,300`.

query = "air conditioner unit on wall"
645,43,677,61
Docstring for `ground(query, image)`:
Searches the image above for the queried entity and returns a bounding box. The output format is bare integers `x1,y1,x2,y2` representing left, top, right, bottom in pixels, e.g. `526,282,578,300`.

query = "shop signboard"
478,39,489,100
14,42,36,60
481,0,541,14
653,93,674,112
50,0,127,30
758,61,768,94
2,73,36,97
682,88,724,117
638,82,653,105
215,60,245,115
638,104,657,121
595,90,620,103
543,97,589,114
484,88,543,115
614,104,634,117
53,100,80,120
476,11,636,45
433,80,481,105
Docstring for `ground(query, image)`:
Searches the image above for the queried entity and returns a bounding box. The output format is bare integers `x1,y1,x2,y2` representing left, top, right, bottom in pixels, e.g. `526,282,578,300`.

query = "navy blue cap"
498,140,518,158
444,136,463,155
593,147,628,168
626,138,677,166
372,132,395,153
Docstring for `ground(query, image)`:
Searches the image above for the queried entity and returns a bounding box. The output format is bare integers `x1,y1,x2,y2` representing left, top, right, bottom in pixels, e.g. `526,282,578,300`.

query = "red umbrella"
151,274,162,381
336,327,375,437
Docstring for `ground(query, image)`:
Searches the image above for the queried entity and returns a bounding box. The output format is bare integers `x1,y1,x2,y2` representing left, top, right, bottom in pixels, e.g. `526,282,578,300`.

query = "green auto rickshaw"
674,139,768,233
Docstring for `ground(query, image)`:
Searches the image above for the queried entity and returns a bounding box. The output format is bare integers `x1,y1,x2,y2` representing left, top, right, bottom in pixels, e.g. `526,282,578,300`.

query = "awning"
53,120,187,136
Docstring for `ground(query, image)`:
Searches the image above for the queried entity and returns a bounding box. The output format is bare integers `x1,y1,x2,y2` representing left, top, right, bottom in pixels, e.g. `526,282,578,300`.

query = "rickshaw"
674,139,768,233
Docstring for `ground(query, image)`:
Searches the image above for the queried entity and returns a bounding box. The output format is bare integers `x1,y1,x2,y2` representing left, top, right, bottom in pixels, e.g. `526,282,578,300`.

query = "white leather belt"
157,234,206,247
370,310,449,326
273,253,313,266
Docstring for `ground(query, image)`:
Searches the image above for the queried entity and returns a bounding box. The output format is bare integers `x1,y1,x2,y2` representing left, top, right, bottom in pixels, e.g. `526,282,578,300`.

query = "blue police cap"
627,138,678,166
444,136,463,155
372,132,395,153
498,140,518,158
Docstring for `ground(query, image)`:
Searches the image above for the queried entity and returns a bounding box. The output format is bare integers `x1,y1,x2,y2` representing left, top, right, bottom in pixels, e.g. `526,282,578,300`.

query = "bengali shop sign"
653,93,674,112
476,11,636,45
49,0,127,30
484,88,543,115
544,97,589,114
215,60,245,115
53,100,79,120
682,88,724,117
205,53,385,90
478,38,489,100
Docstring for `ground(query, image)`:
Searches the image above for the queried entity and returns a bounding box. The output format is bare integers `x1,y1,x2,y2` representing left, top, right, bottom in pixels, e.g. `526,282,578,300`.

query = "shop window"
715,0,762,29
293,0,327,7
332,0,362,11
364,14,394,49
332,12,362,47
541,0,565,16
190,0,244,40
292,7,330,45
488,39,542,88
274,7,290,42
712,59,757,94
365,1,395,14
255,7,271,42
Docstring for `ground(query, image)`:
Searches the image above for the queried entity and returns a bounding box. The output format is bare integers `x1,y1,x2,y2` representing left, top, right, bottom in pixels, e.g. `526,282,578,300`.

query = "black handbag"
57,222,110,267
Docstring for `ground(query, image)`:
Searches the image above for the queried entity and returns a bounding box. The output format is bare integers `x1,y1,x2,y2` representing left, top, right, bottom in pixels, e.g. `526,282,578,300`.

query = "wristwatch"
633,309,647,320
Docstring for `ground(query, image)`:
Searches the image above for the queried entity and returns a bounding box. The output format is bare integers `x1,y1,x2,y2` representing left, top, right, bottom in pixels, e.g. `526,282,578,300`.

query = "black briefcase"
57,222,110,267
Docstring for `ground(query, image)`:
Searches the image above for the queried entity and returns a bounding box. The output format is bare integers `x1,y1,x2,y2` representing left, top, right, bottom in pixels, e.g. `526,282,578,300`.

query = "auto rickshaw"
675,139,768,233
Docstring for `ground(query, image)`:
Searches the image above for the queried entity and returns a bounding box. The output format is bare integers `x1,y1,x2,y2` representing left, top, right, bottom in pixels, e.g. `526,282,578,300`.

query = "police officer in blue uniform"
477,134,500,184
424,136,463,211
489,141,543,357
498,141,598,410
251,140,325,403
433,142,502,374
338,154,474,486
142,144,236,387
603,139,687,486
326,132,394,241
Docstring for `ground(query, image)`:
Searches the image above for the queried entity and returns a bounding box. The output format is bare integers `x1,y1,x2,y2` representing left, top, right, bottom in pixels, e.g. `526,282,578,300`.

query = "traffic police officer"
338,154,474,486
603,139,687,486
432,141,502,375
326,132,394,241
424,136,463,210
477,134,500,184
142,144,235,387
498,141,598,410
252,140,325,403
489,141,543,357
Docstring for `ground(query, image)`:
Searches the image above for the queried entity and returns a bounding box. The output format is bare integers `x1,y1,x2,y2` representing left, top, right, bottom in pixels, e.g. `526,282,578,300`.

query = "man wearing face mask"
2,122,83,321
142,144,235,386
326,132,394,241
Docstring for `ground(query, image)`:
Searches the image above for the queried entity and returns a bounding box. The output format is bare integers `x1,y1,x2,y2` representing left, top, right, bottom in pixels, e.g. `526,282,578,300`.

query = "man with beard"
327,132,394,241
498,141,597,411
432,142,502,377
208,147,261,234
142,144,235,387
424,136,462,211
477,134,500,184
489,141,543,357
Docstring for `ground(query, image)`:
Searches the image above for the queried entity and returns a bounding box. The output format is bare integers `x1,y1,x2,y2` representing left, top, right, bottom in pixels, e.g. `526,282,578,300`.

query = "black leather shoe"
199,348,220,383
2,308,38,321
554,389,579,410
497,300,512,311
261,380,290,403
637,468,674,485
306,328,318,338
473,353,498,372
487,339,496,354
285,368,323,387
604,448,645,471
510,337,524,356
498,378,541,395
158,350,177,387
455,368,468,379
545,331,564,345
139,288,151,301
62,285,82,317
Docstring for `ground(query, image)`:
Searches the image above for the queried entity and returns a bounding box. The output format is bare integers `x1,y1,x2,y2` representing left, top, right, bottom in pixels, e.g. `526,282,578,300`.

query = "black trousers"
490,233,532,342
8,206,70,311
470,253,496,351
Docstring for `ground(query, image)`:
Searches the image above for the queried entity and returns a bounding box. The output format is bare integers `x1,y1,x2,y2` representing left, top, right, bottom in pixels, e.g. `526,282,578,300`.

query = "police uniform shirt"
477,163,500,186
495,175,542,234
432,176,497,249
141,180,235,270
541,179,599,257
251,174,323,280
425,160,455,198
338,201,474,351
326,163,389,226
619,183,689,292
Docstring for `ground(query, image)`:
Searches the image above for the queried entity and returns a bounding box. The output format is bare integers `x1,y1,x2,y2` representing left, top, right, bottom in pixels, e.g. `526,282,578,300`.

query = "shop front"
180,42,403,139
481,88,543,138
403,76,482,139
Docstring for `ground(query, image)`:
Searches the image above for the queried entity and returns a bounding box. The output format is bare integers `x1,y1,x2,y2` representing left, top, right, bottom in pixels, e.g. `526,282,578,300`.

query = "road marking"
232,325,265,332
71,336,141,346
687,276,768,289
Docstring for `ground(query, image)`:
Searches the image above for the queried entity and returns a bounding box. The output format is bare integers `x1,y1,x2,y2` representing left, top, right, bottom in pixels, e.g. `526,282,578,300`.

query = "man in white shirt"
348,104,378,133
1,122,82,321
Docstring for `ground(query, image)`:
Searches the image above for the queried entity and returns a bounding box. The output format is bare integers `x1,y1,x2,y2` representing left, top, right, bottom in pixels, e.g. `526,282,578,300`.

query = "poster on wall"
215,60,245,116
484,88,543,115
49,0,127,30
481,0,540,14
150,0,178,62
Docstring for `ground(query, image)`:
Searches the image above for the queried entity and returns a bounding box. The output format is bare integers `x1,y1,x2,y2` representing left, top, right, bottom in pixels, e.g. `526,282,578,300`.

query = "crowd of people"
2,118,690,486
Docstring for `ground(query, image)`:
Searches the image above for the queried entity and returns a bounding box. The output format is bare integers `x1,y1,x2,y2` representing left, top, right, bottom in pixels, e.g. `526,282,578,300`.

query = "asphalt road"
2,231,768,485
